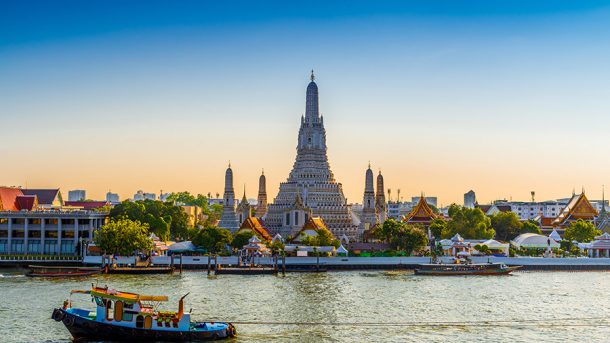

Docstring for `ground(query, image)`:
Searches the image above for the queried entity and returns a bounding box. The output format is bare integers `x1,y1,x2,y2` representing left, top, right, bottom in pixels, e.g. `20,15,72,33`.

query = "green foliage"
564,219,601,243
559,239,573,252
300,229,340,248
388,224,428,256
429,218,447,240
268,240,285,254
109,200,189,241
192,226,233,253
94,218,153,256
445,204,495,239
520,220,542,235
490,211,522,241
373,219,403,243
474,244,491,255
165,192,223,224
231,230,255,249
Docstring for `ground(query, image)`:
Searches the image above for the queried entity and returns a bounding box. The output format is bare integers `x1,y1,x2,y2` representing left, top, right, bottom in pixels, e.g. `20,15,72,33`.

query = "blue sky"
1,1,610,204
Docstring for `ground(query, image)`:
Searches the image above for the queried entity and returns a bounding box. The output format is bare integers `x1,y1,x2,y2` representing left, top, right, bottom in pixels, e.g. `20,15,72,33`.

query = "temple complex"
596,188,610,233
255,170,267,217
551,191,598,233
217,164,240,233
236,189,251,225
264,72,359,240
403,194,439,227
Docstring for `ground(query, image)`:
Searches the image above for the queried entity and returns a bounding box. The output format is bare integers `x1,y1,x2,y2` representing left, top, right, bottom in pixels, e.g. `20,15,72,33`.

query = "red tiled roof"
0,187,23,211
64,201,109,210
239,217,273,241
15,195,37,211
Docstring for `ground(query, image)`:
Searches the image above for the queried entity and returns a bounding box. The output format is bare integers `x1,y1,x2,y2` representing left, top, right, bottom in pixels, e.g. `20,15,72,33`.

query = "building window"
295,212,299,225
45,219,58,225
286,213,290,226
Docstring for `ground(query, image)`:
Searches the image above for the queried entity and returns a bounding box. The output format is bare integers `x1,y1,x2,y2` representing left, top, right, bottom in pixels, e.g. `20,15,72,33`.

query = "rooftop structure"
68,190,86,202
403,194,440,227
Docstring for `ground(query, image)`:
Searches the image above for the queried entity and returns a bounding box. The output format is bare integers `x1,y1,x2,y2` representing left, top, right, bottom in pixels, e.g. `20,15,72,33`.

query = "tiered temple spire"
264,72,358,240
376,170,387,223
255,170,268,217
359,163,378,236
217,164,240,233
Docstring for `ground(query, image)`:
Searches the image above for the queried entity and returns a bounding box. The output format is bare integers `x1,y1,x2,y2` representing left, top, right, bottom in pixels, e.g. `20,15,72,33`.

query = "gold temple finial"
368,160,371,169
310,69,315,81
228,160,231,168
262,168,264,175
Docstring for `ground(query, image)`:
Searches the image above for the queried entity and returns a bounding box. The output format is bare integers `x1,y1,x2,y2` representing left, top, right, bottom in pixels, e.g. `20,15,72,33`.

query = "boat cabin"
70,286,191,331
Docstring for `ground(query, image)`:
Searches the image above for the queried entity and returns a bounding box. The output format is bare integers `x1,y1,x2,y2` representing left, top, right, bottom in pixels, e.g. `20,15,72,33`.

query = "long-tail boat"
26,265,101,277
52,285,236,341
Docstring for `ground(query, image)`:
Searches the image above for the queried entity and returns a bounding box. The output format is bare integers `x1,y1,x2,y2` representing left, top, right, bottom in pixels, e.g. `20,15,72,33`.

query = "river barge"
52,285,236,341
26,265,101,277
415,261,521,276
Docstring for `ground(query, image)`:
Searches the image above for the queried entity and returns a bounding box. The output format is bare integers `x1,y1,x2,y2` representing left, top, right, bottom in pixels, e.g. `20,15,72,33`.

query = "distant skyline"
1,1,610,205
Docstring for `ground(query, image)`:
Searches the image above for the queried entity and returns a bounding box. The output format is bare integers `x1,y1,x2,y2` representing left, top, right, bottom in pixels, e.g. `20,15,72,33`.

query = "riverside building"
0,187,108,255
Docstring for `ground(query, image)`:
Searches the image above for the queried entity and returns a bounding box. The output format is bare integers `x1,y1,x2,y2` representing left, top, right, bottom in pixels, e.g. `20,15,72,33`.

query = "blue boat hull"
53,308,235,342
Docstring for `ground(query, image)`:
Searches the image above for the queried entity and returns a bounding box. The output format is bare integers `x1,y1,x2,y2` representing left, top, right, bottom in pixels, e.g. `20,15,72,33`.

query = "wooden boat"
415,261,521,276
26,265,101,277
52,286,236,341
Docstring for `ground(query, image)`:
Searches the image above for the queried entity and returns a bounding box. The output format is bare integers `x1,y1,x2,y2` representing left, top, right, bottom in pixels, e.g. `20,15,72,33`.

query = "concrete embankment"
4,256,610,271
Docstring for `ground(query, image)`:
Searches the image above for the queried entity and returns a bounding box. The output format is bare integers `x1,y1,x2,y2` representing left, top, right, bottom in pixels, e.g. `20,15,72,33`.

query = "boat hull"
53,308,235,342
414,265,521,276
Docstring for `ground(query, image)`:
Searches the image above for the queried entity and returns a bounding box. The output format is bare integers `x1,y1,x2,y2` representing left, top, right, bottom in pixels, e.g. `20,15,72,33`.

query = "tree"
109,200,189,241
445,204,495,239
300,229,340,248
231,230,254,249
490,212,522,241
192,226,233,253
389,224,428,256
94,218,152,256
520,220,542,235
373,219,402,243
429,218,447,240
564,219,601,243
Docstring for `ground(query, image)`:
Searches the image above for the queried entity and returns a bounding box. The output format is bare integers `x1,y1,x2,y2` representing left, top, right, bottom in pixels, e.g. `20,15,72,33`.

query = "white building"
464,190,476,208
133,190,156,201
68,190,86,202
105,192,120,204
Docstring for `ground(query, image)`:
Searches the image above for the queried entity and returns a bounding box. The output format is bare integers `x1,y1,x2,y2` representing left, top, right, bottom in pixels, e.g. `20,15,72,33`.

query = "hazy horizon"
2,1,609,205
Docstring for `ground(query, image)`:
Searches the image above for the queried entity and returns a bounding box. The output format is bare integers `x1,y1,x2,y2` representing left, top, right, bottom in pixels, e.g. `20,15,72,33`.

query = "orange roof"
239,217,273,241
0,187,23,211
552,192,598,226
403,195,439,224
290,217,335,243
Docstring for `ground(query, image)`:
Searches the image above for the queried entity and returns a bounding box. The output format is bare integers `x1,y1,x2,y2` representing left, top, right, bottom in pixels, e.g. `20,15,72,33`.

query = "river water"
1,270,609,342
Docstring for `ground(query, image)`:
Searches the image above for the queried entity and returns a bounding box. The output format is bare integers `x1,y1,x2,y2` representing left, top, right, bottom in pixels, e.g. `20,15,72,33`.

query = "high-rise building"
68,190,86,202
106,192,120,204
217,164,240,233
133,190,156,201
464,190,476,208
255,170,267,217
264,71,359,240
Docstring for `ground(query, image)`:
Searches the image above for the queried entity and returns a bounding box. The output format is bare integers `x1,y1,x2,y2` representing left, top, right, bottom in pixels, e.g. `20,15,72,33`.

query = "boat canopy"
74,286,169,303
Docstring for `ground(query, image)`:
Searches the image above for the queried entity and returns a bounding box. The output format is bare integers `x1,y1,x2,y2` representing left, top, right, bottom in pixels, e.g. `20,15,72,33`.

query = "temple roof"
239,217,273,241
403,195,439,223
21,189,62,206
552,192,598,226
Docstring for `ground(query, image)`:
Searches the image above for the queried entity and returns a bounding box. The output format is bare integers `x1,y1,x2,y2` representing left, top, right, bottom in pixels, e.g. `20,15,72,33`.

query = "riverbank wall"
4,256,610,271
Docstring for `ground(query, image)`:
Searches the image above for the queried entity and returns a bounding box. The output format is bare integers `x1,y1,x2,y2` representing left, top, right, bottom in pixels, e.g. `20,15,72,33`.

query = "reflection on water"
1,270,610,342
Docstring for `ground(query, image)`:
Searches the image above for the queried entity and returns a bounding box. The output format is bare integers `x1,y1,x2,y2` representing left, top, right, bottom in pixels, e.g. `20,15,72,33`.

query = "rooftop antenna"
310,69,315,81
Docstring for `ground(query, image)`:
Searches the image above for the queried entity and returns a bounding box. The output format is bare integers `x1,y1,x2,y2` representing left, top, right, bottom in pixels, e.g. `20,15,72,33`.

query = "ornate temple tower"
359,164,378,235
376,171,387,223
264,71,359,240
255,170,268,217
236,188,251,225
217,164,240,232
